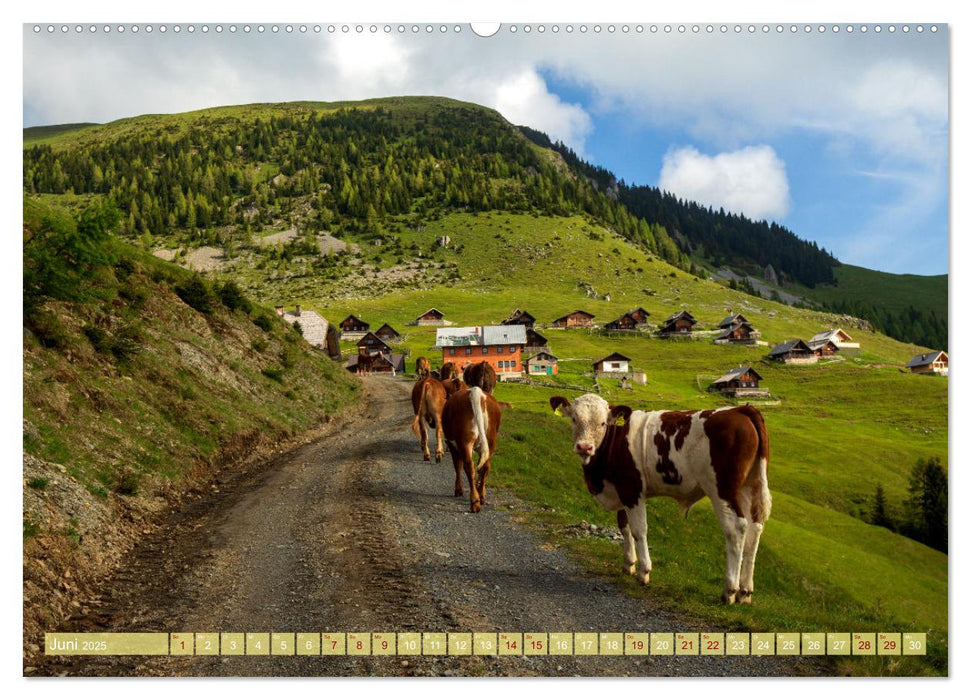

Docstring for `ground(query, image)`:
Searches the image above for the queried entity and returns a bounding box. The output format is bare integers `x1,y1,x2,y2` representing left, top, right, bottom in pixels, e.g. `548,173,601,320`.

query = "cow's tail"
411,381,429,438
469,386,490,469
743,406,772,524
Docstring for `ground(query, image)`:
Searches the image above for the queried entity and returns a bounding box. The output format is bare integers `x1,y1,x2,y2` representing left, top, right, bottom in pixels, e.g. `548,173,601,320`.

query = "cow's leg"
447,443,463,496
713,500,748,604
617,510,637,576
476,452,492,505
463,442,481,512
418,412,431,461
433,415,444,463
626,502,652,585
738,521,764,604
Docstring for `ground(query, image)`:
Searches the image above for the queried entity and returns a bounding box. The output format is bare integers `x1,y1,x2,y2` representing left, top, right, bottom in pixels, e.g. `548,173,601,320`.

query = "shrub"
27,310,72,349
262,367,285,382
110,323,142,361
27,477,49,491
218,280,252,313
83,324,112,354
175,276,215,314
115,470,140,496
252,314,273,332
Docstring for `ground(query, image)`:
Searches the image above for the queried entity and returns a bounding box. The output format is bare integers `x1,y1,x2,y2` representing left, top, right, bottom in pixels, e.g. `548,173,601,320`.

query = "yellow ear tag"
554,406,563,417
614,416,625,426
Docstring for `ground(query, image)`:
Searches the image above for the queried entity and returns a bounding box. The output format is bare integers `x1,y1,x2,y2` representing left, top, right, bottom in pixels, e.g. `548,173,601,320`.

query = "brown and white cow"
463,361,498,395
550,394,771,604
439,362,460,381
442,387,502,512
411,377,447,462
415,356,432,379
441,377,468,398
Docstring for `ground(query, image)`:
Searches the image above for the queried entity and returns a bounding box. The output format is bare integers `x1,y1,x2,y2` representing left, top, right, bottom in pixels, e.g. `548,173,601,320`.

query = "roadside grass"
488,404,947,676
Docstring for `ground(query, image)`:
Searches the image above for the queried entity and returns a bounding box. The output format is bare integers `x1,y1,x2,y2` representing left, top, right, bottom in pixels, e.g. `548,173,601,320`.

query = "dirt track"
33,376,829,677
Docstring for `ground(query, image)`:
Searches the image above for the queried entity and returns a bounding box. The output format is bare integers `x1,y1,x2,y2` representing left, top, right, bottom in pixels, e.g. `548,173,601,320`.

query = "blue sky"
22,23,949,275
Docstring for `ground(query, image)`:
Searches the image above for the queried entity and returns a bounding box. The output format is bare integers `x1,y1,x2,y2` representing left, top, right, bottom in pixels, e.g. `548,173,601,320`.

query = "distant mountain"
22,97,945,348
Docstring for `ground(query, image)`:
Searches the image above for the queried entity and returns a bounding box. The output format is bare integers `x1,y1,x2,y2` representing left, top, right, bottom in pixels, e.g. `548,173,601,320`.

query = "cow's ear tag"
553,406,563,417
614,416,625,426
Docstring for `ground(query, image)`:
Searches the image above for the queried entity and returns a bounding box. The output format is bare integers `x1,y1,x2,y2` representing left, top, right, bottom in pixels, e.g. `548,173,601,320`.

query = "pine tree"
871,484,895,530
904,457,948,553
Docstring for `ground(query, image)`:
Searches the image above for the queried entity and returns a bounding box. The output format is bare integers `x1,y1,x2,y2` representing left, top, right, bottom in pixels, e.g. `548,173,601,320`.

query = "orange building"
437,326,527,375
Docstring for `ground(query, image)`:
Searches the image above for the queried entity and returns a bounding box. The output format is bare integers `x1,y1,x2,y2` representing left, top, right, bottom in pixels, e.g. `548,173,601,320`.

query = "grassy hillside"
22,98,947,674
805,264,946,317
22,197,361,646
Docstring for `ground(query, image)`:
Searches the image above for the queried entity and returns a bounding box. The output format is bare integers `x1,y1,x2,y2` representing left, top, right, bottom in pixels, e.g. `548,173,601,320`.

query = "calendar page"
21,11,949,681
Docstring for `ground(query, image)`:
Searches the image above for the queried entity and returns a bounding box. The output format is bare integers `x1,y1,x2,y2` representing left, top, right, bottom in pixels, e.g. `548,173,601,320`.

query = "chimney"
295,305,301,317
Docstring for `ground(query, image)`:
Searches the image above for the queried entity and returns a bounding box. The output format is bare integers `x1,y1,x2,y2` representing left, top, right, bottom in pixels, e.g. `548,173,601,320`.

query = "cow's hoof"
625,563,637,576
423,455,431,462
454,488,463,497
737,590,753,605
721,589,739,605
435,454,442,463
470,501,481,513
639,571,650,585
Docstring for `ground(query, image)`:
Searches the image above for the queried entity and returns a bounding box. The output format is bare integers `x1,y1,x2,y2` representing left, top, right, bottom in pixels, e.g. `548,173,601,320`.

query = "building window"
482,347,489,354
449,348,455,355
510,360,516,367
465,347,472,355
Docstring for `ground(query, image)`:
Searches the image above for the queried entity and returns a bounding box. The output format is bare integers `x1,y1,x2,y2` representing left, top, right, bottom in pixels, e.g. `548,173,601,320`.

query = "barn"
357,332,392,356
437,325,527,376
524,351,559,376
552,310,595,329
501,309,537,328
593,352,632,374
345,352,406,375
808,338,839,357
415,308,448,326
810,328,860,350
715,321,760,344
906,350,948,376
339,314,370,335
524,328,551,354
605,313,639,332
659,310,697,335
717,312,750,329
628,307,651,324
374,323,402,343
708,366,769,398
767,339,817,364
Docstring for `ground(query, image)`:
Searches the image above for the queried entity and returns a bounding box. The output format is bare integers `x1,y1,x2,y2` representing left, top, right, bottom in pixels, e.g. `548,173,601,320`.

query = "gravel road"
34,376,829,677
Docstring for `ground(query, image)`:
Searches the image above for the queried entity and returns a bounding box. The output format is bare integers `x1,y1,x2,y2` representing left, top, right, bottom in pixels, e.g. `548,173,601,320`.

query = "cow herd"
407,356,773,603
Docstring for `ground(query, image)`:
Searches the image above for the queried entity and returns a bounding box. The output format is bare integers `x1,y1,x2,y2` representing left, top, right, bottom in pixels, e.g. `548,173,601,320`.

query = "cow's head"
550,394,632,465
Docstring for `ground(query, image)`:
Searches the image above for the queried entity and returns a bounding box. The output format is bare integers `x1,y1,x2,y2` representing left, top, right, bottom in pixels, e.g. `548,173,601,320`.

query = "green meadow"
275,211,948,675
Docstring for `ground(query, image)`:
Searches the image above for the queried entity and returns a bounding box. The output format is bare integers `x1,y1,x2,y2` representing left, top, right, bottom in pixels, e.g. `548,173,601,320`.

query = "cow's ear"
550,396,572,417
609,405,633,426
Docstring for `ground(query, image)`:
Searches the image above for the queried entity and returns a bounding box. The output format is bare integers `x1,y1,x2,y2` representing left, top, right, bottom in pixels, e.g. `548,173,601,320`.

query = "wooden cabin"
501,309,536,328
628,307,651,324
717,312,750,329
357,332,392,356
345,352,405,375
374,323,402,343
906,350,948,376
552,310,595,329
708,366,769,398
437,325,526,376
415,308,447,326
524,351,559,376
339,314,370,334
659,310,697,335
810,328,860,350
593,352,632,374
605,313,639,332
808,338,839,357
524,328,550,354
715,321,760,344
767,339,817,364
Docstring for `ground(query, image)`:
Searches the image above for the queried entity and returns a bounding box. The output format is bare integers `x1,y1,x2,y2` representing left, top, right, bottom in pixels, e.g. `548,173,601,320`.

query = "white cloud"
658,145,791,222
490,69,592,152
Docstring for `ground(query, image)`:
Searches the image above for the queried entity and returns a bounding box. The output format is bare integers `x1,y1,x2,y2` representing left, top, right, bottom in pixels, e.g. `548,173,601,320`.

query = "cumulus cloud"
490,69,592,151
658,145,791,222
